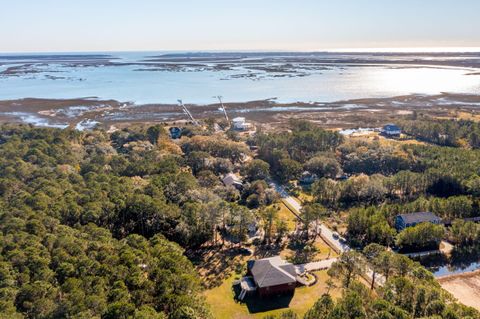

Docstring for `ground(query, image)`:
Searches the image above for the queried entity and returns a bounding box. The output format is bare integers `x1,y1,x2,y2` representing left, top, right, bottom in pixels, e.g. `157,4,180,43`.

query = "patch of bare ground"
438,270,480,311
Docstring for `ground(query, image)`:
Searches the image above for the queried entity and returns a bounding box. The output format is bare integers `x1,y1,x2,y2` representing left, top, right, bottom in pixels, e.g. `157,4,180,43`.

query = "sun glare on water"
361,67,480,96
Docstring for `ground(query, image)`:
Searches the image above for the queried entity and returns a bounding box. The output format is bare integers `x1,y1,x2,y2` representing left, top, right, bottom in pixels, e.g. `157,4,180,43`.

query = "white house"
232,117,253,131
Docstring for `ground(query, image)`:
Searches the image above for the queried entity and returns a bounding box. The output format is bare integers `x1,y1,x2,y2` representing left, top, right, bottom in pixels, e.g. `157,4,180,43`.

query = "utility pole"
215,95,229,122
177,99,199,126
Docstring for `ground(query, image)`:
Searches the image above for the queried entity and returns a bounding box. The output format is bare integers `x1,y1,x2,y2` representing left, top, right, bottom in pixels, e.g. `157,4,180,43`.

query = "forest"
2,117,480,318
254,119,480,251
0,124,264,318
399,116,480,148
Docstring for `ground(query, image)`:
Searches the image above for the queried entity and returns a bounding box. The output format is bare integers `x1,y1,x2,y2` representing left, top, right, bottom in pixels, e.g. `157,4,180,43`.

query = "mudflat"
1,93,480,130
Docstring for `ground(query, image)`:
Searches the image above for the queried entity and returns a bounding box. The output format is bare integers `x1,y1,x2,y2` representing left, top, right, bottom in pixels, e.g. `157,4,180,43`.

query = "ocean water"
0,52,479,104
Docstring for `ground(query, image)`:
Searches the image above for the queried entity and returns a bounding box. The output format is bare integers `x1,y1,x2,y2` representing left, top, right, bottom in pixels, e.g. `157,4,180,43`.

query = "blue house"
395,212,442,231
169,127,182,139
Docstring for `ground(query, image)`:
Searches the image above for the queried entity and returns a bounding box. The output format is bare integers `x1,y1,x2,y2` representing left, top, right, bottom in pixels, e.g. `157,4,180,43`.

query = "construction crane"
215,95,229,122
177,99,199,126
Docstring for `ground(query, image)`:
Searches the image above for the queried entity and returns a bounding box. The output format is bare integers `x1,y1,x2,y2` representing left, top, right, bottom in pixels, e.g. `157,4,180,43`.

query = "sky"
1,0,480,53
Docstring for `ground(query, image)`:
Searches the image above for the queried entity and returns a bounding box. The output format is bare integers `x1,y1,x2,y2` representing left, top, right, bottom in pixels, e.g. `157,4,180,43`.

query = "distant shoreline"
3,50,480,68
1,92,480,131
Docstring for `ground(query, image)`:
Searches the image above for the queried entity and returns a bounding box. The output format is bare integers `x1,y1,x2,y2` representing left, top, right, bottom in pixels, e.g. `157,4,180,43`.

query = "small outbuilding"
247,256,297,297
382,124,401,137
395,212,442,231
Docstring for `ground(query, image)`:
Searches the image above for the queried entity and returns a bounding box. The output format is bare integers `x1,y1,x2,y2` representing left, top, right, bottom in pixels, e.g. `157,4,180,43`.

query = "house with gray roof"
246,256,297,297
382,123,401,137
222,173,243,190
395,212,442,231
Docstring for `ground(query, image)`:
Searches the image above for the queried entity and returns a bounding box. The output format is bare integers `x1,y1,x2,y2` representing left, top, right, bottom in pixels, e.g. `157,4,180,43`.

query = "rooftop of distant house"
222,173,242,186
383,123,401,131
397,212,442,224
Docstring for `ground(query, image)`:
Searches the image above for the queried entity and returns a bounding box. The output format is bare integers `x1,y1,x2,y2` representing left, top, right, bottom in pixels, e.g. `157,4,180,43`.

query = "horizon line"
2,46,480,55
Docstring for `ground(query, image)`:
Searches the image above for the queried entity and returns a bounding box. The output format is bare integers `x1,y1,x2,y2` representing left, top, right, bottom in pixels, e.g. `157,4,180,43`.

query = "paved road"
272,181,349,253
273,181,384,287
283,196,303,217
318,224,350,254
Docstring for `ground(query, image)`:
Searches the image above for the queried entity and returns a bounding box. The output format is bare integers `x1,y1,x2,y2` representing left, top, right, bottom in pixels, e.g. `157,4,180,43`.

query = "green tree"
396,223,445,252
242,159,270,181
146,125,166,145
300,203,327,240
259,205,279,245
450,219,480,245
304,155,342,179
363,243,387,290
278,158,303,183
328,251,365,288
329,290,367,319
303,294,334,319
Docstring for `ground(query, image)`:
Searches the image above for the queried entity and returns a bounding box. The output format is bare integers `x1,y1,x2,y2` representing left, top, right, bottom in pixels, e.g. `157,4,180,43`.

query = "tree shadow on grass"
189,246,246,289
286,240,318,264
254,244,283,259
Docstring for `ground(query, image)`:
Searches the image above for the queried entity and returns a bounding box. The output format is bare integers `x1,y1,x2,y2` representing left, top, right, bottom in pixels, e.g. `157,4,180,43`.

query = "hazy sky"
1,0,479,52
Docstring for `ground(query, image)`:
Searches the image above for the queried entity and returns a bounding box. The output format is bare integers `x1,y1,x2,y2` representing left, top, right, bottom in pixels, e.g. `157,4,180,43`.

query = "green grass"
297,192,313,203
204,270,341,319
276,202,298,232
281,199,300,217
312,238,339,260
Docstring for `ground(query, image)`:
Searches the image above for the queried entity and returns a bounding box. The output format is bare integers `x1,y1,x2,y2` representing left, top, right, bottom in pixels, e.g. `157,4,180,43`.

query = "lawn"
204,270,341,319
280,237,338,264
276,202,298,232
312,238,339,260
297,191,313,203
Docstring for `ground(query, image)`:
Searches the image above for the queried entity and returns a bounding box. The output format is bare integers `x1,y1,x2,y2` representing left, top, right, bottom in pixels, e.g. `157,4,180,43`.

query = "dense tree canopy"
0,210,210,318
399,118,480,149
254,120,343,180
0,124,265,318
4,116,480,318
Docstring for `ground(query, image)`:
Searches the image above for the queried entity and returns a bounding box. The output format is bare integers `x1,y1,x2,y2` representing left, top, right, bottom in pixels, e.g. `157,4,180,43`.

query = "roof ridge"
257,263,274,287
257,262,296,286
274,263,296,281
